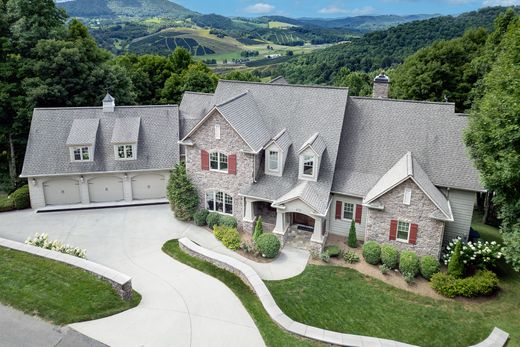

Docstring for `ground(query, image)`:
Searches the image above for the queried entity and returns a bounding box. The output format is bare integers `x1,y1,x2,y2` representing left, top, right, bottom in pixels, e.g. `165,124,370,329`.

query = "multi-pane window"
268,150,279,171
303,155,314,176
210,152,228,172
116,144,135,160
343,202,354,220
72,146,90,161
206,191,233,215
397,221,410,241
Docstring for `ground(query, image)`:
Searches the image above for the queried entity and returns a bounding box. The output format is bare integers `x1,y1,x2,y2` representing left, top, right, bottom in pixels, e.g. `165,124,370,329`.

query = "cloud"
319,5,348,14
482,0,519,5
244,3,275,14
319,5,375,15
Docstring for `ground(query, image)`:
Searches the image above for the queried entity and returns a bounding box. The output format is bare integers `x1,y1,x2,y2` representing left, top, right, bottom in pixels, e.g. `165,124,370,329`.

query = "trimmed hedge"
381,244,399,269
362,241,381,265
324,245,341,258
420,256,440,280
0,185,31,212
448,241,465,278
193,209,209,226
256,233,281,258
399,250,420,277
206,212,221,229
220,215,238,228
431,270,499,298
347,220,357,248
213,225,241,250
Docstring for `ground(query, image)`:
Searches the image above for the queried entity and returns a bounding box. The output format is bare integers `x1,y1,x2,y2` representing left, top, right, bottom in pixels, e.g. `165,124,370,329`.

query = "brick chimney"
102,93,115,112
372,72,390,99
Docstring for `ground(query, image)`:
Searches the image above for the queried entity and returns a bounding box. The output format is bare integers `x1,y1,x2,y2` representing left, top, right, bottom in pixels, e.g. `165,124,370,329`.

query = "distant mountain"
57,0,196,18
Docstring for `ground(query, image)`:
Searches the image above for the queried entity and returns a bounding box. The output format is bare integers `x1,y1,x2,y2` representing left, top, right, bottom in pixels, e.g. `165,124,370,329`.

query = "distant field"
268,21,297,29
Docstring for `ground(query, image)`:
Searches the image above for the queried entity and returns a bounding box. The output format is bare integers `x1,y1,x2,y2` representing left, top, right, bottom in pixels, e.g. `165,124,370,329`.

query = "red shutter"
389,219,397,240
335,201,342,219
228,154,237,175
409,223,418,245
355,204,362,223
201,150,209,170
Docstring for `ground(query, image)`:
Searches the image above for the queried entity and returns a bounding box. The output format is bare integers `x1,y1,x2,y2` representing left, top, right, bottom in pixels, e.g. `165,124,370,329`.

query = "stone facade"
185,109,256,231
364,179,445,258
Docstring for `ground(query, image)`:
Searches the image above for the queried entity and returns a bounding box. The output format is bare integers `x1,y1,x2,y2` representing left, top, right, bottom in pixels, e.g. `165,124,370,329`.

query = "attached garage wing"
88,176,124,203
43,179,81,205
131,173,166,200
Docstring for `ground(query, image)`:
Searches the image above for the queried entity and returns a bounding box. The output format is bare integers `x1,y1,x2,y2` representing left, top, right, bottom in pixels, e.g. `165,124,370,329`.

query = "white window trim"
396,220,411,243
209,152,228,173
215,124,221,140
403,187,412,205
299,152,318,181
342,202,355,221
114,144,137,161
205,190,233,215
69,146,93,162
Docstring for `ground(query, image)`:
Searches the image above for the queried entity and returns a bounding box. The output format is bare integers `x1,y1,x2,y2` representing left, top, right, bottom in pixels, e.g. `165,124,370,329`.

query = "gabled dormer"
66,118,99,162
111,117,140,161
264,129,292,177
298,133,326,181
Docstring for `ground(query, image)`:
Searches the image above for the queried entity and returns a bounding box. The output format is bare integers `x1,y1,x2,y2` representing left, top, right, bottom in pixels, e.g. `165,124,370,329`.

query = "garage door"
88,176,124,203
131,174,166,200
43,179,81,205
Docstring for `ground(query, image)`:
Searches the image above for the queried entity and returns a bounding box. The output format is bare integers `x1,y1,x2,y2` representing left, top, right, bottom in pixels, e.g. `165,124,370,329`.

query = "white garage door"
131,174,166,200
88,176,124,203
43,179,81,205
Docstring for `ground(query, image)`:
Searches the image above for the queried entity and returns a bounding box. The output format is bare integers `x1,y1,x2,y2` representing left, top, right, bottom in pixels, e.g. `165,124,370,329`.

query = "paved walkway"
0,205,308,347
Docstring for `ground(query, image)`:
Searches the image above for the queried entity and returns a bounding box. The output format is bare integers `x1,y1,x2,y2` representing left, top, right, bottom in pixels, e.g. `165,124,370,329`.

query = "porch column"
273,208,286,234
311,216,324,243
244,198,255,222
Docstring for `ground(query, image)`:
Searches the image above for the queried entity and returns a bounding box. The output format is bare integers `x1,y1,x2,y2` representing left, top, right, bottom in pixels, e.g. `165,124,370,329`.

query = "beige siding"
443,189,476,245
328,194,366,240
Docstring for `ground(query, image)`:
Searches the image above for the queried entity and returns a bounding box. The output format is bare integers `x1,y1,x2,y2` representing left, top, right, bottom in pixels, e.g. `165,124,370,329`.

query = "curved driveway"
0,205,265,347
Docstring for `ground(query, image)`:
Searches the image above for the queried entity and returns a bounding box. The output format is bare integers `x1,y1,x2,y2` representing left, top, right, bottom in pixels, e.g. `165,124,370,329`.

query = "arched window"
205,191,233,215
209,152,228,172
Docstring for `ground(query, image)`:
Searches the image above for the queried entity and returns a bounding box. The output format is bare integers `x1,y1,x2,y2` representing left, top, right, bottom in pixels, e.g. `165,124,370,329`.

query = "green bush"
448,241,465,278
193,209,209,226
0,196,14,212
324,245,341,258
213,225,226,241
206,212,221,229
220,215,238,228
320,252,330,263
431,270,499,298
10,185,30,210
343,250,360,263
362,241,381,265
399,250,420,277
347,220,357,248
381,244,399,269
403,272,416,284
253,216,264,241
379,264,390,275
420,256,440,280
256,233,281,258
167,163,199,221
213,225,241,250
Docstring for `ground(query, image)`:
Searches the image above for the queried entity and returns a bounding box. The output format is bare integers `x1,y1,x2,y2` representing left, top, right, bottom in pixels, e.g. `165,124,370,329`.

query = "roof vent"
372,72,390,99
103,93,115,113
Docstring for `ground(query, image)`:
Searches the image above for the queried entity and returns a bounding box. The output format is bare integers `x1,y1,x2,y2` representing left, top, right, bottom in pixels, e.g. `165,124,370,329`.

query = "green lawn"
162,240,320,347
0,247,141,325
472,210,503,243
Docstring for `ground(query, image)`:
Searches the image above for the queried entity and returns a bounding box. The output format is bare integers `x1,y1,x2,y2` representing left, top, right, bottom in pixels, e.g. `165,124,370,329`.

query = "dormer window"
210,152,228,172
115,144,136,160
268,150,279,171
71,146,92,162
298,133,325,181
303,155,314,176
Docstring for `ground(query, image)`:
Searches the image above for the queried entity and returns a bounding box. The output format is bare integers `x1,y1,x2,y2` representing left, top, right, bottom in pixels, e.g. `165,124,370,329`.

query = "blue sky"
174,0,519,18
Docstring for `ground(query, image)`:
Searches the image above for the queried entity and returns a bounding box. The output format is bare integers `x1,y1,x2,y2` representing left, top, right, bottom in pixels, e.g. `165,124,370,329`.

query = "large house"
22,75,483,257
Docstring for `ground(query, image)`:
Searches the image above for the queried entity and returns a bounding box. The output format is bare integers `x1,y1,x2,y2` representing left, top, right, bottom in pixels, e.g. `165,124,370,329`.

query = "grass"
162,240,320,347
0,246,141,325
472,210,503,243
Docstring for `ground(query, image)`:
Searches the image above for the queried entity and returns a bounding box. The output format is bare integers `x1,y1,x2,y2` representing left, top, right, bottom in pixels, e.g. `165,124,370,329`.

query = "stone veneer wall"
185,109,256,231
365,179,445,258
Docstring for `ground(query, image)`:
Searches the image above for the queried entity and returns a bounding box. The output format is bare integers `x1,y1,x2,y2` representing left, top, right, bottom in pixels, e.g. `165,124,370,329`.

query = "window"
116,144,136,160
215,124,221,139
343,202,354,220
303,155,314,176
210,152,228,172
71,146,91,162
403,188,411,205
268,150,279,171
397,221,410,242
206,191,233,215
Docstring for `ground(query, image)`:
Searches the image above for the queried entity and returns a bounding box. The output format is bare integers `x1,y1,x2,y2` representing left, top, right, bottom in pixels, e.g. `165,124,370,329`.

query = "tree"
347,220,357,248
332,67,372,96
253,216,264,242
223,71,261,82
448,241,465,278
465,15,520,271
167,162,199,221
170,47,193,72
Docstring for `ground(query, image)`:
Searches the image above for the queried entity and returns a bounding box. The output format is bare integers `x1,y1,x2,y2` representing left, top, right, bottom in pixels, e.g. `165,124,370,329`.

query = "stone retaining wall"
0,237,133,301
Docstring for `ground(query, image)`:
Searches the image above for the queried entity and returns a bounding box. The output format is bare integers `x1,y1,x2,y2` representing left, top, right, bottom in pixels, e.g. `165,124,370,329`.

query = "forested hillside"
274,7,518,84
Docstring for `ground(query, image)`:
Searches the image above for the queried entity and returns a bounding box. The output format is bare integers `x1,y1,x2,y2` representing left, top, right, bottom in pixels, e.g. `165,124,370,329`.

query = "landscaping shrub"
320,252,330,263
213,225,226,241
403,272,415,284
221,227,241,250
399,250,419,277
448,241,465,278
193,209,209,226
256,233,281,258
381,244,399,269
241,240,258,256
443,237,503,270
343,250,360,263
220,215,238,228
431,270,499,298
379,264,390,275
0,196,14,212
25,233,86,258
362,241,381,265
253,216,264,241
10,185,30,210
347,220,357,248
206,212,221,229
167,163,199,221
420,256,440,280
324,245,341,257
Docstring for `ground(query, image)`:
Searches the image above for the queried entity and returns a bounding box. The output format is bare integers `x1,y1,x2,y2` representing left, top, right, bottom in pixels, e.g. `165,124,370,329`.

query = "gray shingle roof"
21,105,179,177
272,181,326,214
111,117,140,144
269,76,289,84
298,132,327,157
65,118,99,146
332,97,483,196
103,93,114,102
179,91,214,138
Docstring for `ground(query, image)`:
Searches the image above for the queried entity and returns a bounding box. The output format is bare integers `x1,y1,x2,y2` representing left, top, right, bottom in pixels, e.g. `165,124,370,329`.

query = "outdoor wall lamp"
80,176,84,184
32,178,37,186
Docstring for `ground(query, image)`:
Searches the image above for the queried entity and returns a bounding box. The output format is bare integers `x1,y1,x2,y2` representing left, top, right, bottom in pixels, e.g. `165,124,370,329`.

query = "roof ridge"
216,91,249,108
219,79,349,92
183,91,215,96
350,96,456,106
273,128,287,141
34,105,178,111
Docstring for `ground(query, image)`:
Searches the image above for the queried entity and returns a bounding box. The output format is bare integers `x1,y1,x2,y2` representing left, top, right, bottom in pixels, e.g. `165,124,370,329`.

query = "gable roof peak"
103,93,114,102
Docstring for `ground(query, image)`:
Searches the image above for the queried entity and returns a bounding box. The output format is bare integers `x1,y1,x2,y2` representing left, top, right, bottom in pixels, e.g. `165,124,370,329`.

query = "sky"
173,0,519,18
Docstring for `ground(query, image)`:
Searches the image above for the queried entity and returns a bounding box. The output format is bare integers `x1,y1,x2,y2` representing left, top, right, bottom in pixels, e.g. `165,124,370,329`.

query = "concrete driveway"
0,205,265,347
